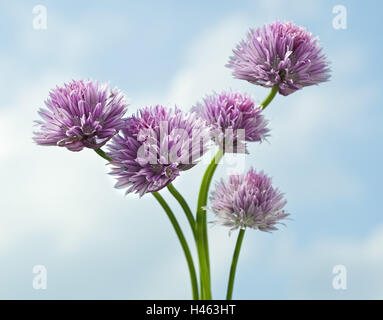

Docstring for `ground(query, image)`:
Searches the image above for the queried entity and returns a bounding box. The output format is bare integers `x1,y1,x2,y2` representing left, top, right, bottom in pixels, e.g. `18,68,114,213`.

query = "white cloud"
165,16,251,110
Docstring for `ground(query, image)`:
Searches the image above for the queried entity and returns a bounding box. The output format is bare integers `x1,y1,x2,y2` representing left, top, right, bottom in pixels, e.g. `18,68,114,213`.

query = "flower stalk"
226,228,246,300
152,192,199,300
196,148,224,299
94,148,199,300
167,183,197,241
260,85,279,110
94,148,112,162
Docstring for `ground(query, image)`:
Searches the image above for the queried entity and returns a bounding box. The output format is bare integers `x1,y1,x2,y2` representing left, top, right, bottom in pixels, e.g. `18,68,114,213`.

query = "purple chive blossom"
193,91,269,153
209,168,289,232
107,105,211,196
227,21,331,96
33,79,128,151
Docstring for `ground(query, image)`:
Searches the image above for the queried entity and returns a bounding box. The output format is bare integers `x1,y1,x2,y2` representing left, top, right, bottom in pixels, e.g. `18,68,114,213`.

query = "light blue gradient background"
0,0,382,299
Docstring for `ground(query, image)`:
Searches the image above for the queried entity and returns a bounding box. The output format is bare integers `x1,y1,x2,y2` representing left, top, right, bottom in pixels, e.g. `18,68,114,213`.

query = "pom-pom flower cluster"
209,168,289,232
107,105,211,196
227,21,330,96
33,79,128,151
193,91,269,152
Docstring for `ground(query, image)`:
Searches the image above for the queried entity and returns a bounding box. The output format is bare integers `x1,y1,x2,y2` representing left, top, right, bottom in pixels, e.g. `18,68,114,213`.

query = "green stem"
167,183,197,241
94,148,112,162
153,192,199,300
226,228,245,300
196,222,209,299
260,85,279,110
196,148,224,299
94,148,199,300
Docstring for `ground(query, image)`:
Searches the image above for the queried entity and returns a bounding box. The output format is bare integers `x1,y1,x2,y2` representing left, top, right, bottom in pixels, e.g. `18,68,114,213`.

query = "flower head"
33,79,128,151
193,91,269,153
108,105,211,196
227,21,331,96
209,168,289,232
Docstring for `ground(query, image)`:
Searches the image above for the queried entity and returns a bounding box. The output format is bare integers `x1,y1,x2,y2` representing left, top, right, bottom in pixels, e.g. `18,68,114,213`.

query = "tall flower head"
193,91,269,153
227,21,331,96
209,168,289,232
108,105,211,196
33,79,128,151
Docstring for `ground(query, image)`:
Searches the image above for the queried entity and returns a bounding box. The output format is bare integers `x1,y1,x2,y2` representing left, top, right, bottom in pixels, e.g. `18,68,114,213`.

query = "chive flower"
107,105,211,196
209,168,289,232
227,21,331,96
193,91,269,153
33,79,128,151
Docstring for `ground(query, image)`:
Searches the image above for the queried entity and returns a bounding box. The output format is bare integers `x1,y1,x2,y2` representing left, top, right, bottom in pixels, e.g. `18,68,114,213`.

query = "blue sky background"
0,0,382,299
